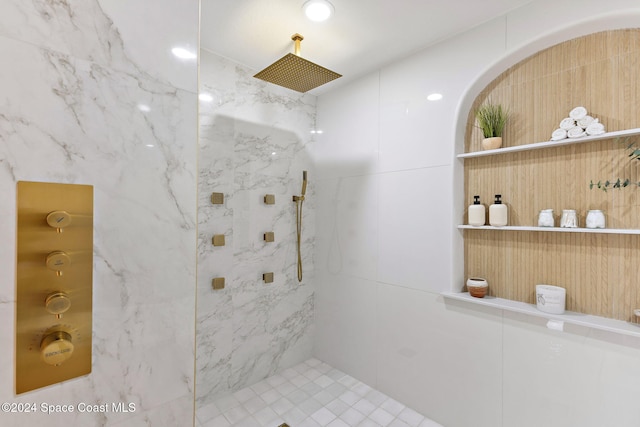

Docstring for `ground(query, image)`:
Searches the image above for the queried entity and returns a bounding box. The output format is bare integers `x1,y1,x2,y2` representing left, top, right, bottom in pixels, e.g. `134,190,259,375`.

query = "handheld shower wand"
293,171,308,282
301,170,307,197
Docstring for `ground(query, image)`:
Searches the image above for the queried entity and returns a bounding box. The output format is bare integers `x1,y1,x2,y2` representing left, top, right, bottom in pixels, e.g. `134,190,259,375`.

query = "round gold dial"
40,330,74,366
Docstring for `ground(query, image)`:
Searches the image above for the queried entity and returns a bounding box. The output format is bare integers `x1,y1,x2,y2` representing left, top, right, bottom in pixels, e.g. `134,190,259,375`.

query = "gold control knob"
45,251,71,275
40,331,74,366
46,211,72,232
45,292,71,316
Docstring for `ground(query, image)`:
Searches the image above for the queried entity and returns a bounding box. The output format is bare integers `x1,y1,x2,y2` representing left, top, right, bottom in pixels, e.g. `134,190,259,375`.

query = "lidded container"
586,210,605,229
538,209,554,227
489,194,508,226
468,195,486,226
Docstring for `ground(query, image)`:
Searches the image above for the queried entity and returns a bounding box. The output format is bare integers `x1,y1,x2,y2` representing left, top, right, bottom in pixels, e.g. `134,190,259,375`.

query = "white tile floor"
196,358,443,427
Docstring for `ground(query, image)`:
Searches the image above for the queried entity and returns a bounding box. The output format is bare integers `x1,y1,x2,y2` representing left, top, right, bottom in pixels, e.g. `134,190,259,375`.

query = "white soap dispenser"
468,195,486,226
489,194,508,226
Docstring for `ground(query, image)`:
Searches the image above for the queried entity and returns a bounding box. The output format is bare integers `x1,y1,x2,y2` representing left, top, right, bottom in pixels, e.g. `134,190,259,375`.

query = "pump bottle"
468,195,486,226
489,194,508,226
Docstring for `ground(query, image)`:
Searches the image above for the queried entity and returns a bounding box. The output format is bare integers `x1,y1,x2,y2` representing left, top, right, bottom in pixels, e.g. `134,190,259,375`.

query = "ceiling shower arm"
292,33,303,56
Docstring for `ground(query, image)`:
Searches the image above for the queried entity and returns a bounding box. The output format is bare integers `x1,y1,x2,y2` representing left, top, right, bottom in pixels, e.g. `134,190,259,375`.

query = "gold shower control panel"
16,181,93,394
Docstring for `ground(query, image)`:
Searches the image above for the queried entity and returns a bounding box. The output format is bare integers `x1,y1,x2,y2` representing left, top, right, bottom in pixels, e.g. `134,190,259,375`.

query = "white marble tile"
271,396,295,416
397,408,425,427
353,398,377,416
326,398,350,416
253,406,280,426
380,399,405,417
196,50,316,407
0,13,196,422
340,407,367,425
328,419,351,427
1,0,198,92
369,408,395,426
311,407,338,426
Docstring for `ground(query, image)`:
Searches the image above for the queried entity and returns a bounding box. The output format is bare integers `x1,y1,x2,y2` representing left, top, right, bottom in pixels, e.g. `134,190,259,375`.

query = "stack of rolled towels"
550,106,606,141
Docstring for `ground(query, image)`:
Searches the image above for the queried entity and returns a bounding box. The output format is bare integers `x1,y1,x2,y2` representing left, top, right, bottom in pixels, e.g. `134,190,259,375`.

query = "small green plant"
590,136,640,191
475,102,510,138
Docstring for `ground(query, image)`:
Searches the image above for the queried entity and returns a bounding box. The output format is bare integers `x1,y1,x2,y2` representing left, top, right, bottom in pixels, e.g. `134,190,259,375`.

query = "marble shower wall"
0,1,198,426
196,50,316,406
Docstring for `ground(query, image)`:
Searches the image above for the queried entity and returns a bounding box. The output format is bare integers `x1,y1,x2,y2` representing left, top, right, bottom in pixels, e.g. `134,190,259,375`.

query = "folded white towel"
568,126,586,138
577,115,594,128
586,122,605,135
551,128,567,141
560,117,576,130
569,106,587,120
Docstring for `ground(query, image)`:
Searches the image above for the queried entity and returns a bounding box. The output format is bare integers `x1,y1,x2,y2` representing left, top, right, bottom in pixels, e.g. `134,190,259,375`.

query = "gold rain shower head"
253,33,342,93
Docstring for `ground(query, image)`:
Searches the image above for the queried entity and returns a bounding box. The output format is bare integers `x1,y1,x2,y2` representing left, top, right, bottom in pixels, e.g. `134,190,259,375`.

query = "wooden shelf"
442,292,640,338
457,128,640,159
458,225,640,235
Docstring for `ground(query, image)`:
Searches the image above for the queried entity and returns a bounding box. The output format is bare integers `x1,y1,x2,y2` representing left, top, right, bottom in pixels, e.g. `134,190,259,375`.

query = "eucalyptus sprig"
590,136,640,191
589,178,640,192
475,102,510,138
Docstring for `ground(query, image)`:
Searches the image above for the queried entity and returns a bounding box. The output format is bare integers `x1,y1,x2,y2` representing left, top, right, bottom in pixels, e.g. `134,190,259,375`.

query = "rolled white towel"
551,128,567,141
567,126,586,138
569,106,587,120
577,115,594,129
559,117,576,130
586,122,606,135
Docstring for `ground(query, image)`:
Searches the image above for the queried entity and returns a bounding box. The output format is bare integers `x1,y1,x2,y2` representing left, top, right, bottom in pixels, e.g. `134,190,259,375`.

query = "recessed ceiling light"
171,47,197,60
137,104,151,112
427,93,443,101
199,93,214,102
303,0,334,22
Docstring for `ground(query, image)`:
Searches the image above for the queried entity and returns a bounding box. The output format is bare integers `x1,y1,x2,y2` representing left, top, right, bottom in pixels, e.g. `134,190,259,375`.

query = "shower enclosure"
196,49,317,406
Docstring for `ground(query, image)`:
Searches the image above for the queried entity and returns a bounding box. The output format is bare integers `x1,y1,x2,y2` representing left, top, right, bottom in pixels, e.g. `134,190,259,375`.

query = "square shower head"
254,53,342,93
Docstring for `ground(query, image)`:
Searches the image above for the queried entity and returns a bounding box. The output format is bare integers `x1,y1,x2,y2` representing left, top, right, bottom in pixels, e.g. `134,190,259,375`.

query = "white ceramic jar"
538,209,554,227
586,210,605,229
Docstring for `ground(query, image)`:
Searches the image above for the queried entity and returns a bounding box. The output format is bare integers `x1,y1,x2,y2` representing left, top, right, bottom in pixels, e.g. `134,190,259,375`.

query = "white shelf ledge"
457,128,640,159
458,225,640,235
442,292,640,338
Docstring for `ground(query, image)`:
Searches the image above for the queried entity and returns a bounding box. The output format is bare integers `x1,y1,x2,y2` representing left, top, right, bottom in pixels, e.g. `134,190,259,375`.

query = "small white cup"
536,284,566,314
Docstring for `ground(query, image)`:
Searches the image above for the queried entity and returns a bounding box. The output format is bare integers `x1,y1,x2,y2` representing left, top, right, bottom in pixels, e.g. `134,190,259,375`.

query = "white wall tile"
315,175,379,282
377,167,452,292
310,2,640,427
503,311,640,427
376,289,502,427
314,72,380,180
313,273,378,387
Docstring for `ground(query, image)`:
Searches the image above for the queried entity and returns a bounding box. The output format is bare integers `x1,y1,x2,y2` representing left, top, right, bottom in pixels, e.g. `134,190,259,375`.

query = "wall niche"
463,29,640,321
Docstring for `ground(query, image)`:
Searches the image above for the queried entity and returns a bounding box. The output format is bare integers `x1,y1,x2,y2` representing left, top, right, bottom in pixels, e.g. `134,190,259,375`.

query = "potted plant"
475,102,510,150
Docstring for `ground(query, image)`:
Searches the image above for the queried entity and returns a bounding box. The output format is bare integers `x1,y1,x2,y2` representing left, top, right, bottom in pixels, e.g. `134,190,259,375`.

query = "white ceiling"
200,0,534,95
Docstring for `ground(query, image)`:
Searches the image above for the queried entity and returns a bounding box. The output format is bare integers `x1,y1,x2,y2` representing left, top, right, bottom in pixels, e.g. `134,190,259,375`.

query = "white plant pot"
482,136,502,150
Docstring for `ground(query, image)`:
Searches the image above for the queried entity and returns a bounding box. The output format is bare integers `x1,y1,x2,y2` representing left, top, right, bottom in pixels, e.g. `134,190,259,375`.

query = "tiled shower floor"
196,358,443,427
